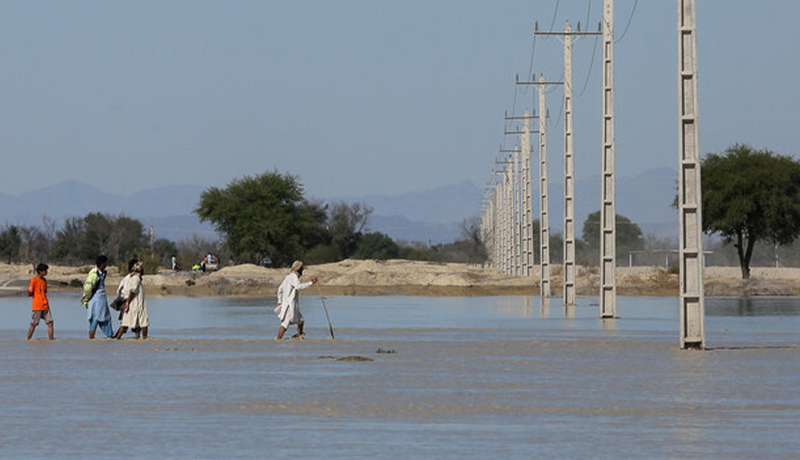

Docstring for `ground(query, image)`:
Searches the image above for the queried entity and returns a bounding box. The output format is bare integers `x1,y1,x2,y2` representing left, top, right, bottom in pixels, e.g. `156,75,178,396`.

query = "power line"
584,0,592,32
548,0,560,33
615,0,638,44
577,35,600,97
526,33,537,83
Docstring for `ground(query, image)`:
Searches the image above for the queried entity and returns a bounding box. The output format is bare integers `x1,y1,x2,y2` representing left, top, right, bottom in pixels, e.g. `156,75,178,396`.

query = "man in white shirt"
274,260,318,340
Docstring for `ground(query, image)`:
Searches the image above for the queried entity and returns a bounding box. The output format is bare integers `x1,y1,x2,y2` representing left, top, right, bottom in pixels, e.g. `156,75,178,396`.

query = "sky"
0,0,798,200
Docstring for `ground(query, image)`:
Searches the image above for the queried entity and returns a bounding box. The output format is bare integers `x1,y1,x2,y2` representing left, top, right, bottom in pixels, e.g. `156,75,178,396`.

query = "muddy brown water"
1,295,799,459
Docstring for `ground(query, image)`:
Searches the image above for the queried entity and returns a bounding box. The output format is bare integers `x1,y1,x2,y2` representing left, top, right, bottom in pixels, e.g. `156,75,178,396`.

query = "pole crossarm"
535,31,601,37
504,130,540,135
504,110,539,121
534,20,602,37
516,79,564,86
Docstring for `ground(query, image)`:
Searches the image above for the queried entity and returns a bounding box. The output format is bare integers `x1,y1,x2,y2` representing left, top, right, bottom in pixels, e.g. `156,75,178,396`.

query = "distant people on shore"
115,258,149,340
82,255,116,339
274,260,318,340
171,255,179,272
27,263,53,340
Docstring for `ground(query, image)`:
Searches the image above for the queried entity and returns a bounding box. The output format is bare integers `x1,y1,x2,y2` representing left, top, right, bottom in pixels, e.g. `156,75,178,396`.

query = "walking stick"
320,296,335,340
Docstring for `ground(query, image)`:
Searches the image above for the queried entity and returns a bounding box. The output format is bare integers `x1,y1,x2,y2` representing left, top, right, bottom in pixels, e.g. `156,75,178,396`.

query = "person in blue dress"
81,255,116,339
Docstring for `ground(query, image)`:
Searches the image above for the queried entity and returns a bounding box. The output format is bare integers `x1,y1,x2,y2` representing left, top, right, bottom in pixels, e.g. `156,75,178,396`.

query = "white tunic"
119,273,149,329
274,272,313,328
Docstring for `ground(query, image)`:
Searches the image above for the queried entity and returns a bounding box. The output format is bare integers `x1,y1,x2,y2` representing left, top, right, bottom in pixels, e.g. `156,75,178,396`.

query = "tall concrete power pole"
600,0,617,318
522,115,533,277
517,74,564,298
538,77,551,298
677,0,705,349
537,23,600,307
562,22,576,307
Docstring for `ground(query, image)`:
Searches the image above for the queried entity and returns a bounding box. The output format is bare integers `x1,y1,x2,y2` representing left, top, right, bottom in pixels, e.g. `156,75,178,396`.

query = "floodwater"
1,294,799,459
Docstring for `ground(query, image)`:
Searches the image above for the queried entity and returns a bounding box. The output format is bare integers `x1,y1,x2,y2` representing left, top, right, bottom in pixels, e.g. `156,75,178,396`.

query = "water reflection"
600,318,617,331
491,296,535,319
540,297,550,317
706,297,800,317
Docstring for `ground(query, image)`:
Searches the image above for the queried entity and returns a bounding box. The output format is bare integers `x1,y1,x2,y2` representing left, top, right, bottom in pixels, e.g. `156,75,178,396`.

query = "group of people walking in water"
26,256,317,341
27,255,150,340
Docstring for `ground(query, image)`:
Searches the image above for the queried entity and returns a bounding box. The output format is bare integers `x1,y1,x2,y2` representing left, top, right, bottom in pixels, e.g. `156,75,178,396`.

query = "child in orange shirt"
27,263,53,340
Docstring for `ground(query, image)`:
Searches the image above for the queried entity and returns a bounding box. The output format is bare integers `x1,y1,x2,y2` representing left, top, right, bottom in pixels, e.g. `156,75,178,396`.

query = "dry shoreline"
2,260,800,298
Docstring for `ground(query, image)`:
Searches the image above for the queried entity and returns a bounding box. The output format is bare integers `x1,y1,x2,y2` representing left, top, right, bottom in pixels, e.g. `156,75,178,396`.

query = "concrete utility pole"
500,169,509,274
506,160,515,274
480,188,495,269
538,78,550,298
600,0,617,318
677,0,705,349
148,227,156,256
497,173,507,274
505,110,540,277
494,157,515,275
487,173,501,272
513,147,521,275
562,23,577,306
489,182,501,270
536,22,601,306
521,113,533,276
497,151,518,274
517,74,564,299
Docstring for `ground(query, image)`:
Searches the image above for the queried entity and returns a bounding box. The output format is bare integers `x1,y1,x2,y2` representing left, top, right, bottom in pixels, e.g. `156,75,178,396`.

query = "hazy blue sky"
0,1,797,199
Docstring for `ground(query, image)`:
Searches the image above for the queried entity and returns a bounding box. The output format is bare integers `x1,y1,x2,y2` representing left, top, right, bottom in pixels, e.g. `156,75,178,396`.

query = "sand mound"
208,264,273,278
4,260,800,297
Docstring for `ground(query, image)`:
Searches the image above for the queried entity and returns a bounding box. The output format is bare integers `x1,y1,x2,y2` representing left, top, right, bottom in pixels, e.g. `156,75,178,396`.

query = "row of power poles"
479,0,705,349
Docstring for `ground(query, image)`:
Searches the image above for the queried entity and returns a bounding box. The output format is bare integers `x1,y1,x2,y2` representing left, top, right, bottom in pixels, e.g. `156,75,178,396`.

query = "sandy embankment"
2,260,800,298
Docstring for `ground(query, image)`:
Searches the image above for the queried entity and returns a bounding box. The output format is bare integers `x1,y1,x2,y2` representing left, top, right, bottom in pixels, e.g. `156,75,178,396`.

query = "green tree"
0,225,22,263
50,217,87,264
195,170,326,266
354,232,400,260
581,211,644,264
51,214,148,265
701,144,800,278
108,216,148,263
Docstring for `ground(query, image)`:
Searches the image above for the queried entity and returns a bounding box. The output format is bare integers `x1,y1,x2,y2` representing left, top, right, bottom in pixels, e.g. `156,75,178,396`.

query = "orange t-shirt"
29,276,49,311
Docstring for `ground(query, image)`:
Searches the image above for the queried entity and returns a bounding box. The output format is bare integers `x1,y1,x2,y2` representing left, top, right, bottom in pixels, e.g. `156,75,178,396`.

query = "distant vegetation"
6,150,800,276
0,213,171,274
0,170,489,271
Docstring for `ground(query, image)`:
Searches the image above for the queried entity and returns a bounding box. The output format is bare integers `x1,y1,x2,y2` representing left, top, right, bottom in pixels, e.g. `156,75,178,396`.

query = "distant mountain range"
0,168,679,243
0,181,215,242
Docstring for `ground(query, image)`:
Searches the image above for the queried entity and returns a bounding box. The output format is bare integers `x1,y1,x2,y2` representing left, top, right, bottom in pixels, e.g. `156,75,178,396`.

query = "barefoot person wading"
27,263,54,340
274,260,318,340
115,259,149,340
